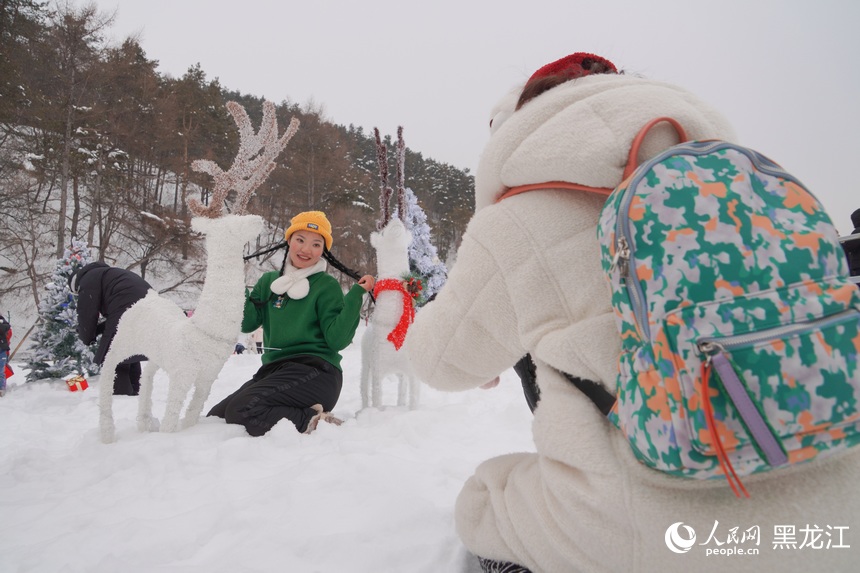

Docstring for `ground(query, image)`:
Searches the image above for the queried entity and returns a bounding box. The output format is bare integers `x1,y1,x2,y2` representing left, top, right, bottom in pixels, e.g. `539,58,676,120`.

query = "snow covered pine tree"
396,186,447,305
26,238,100,381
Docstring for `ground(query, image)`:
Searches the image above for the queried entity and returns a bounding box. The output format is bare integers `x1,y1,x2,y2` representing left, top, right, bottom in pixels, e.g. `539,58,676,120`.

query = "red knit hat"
528,52,618,84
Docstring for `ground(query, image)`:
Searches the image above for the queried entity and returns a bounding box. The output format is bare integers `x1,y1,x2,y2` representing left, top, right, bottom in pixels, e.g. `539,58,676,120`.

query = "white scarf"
270,259,327,300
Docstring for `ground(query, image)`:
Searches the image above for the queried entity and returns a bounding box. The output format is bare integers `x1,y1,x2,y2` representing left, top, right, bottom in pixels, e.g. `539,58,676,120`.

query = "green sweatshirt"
242,270,366,370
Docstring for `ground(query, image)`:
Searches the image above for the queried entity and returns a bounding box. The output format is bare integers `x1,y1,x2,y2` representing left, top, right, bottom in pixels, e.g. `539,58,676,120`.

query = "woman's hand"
358,275,376,292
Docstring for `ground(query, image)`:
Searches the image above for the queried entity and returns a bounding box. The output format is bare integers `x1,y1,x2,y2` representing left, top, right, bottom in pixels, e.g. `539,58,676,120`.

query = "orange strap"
496,116,689,204
701,362,750,498
497,181,612,202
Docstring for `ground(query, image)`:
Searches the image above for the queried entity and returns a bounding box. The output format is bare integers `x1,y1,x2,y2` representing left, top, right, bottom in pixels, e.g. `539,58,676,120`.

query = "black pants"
207,355,342,435
113,361,141,396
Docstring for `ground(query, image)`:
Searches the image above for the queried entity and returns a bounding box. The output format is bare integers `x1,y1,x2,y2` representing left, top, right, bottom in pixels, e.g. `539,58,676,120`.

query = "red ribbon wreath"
372,278,416,350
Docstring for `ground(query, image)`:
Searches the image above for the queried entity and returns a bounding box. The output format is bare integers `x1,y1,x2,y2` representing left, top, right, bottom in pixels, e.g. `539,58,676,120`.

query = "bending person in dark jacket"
846,208,860,278
69,262,151,395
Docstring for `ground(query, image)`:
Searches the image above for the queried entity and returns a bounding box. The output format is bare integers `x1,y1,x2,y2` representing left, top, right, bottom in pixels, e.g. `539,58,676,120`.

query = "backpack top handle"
622,117,689,180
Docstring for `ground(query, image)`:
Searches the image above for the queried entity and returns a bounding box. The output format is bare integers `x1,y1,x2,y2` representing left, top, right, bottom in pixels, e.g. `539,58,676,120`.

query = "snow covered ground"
0,322,535,573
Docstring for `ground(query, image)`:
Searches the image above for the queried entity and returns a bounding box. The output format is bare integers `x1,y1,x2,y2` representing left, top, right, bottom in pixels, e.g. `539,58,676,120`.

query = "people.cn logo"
665,522,697,554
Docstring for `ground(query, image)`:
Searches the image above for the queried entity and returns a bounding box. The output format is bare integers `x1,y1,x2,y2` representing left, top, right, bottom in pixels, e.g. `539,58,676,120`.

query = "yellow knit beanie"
284,211,333,250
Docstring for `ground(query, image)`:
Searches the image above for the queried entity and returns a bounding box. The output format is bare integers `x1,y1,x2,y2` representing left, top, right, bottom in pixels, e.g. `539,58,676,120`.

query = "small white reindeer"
360,127,420,410
98,100,299,443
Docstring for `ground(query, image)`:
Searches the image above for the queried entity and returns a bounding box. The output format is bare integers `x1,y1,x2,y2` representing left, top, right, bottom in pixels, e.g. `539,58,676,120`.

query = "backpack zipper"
696,309,859,354
613,140,813,343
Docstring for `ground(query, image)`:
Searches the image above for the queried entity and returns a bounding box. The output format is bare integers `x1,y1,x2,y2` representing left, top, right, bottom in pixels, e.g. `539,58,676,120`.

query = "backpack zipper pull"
611,236,631,276
697,340,723,362
697,349,749,499
698,338,789,491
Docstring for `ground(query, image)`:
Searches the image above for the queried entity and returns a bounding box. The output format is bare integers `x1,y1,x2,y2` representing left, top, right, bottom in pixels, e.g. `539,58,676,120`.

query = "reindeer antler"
395,126,407,224
374,127,394,230
188,100,300,218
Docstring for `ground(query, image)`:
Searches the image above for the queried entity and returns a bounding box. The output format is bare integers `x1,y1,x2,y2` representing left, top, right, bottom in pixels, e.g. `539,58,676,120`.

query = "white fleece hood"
475,73,737,211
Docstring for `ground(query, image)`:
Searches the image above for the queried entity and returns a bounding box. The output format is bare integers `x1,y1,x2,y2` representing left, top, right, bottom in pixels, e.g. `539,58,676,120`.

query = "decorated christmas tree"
397,186,448,304
26,238,101,381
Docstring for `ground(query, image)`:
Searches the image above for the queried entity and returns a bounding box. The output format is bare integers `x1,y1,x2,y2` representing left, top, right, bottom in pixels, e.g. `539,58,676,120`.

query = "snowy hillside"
0,322,536,573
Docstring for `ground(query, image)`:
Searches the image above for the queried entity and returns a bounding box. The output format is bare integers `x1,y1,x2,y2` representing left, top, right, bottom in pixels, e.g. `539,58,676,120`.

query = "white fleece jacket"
404,73,860,572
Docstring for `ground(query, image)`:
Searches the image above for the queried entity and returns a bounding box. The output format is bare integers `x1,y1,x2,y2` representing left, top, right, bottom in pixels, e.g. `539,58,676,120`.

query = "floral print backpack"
597,118,860,496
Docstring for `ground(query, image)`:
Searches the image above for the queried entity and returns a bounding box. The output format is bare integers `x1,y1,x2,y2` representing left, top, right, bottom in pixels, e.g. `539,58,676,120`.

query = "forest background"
0,0,474,354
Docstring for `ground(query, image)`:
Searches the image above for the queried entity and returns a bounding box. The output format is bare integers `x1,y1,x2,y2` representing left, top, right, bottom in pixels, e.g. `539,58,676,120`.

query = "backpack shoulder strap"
496,116,688,204
498,181,613,203
563,372,616,416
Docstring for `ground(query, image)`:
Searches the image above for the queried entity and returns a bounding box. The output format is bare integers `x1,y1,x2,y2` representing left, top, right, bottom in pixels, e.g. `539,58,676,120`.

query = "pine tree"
396,187,448,304
26,238,101,381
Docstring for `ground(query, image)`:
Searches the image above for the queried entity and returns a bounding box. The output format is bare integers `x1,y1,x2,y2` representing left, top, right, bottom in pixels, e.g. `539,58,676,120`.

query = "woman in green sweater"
208,211,375,435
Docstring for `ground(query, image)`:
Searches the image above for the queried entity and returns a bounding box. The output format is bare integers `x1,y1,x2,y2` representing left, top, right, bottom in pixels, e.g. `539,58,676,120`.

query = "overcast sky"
91,0,859,233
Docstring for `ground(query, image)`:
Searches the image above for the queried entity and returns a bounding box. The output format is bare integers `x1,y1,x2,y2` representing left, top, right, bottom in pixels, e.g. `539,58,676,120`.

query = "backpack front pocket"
686,309,860,475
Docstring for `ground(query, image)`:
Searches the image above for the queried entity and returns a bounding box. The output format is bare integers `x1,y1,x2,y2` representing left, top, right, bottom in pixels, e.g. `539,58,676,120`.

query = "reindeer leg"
409,375,420,410
360,343,372,410
371,367,382,409
160,375,189,433
397,373,408,407
98,355,119,444
181,369,218,429
136,362,160,432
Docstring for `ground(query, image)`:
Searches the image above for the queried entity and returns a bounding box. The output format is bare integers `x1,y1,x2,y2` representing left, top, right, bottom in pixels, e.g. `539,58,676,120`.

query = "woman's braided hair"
277,244,363,283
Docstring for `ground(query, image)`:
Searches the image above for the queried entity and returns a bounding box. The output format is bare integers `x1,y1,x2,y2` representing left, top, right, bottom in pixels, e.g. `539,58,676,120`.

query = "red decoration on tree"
406,276,423,300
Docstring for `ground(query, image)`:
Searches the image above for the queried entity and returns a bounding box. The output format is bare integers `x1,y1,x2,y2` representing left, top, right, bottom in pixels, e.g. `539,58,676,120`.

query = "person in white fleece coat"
404,53,860,573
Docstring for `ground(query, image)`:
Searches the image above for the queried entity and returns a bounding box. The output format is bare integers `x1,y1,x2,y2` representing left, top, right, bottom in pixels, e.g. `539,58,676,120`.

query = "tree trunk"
56,93,74,257
99,203,114,261
173,175,179,213
88,158,102,248
155,166,164,206
180,141,189,259
307,141,315,208
70,174,80,240
87,201,96,247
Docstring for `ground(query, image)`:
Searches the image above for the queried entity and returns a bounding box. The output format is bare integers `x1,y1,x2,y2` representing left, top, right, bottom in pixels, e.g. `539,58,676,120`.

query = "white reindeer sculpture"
360,127,420,410
98,100,299,443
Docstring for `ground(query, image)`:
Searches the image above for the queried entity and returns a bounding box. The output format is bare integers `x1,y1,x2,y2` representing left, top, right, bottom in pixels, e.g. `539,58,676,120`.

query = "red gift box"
66,375,88,392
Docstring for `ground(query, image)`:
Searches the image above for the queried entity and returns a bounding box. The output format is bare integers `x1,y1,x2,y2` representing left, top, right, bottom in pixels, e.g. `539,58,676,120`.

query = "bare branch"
374,127,393,230
395,126,407,224
156,267,205,294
